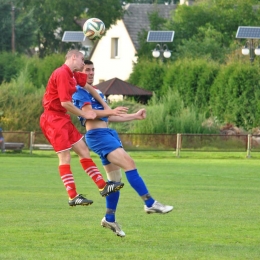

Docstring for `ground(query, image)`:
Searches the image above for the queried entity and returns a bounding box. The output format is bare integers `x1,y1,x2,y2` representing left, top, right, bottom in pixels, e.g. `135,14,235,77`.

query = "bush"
163,58,219,114
128,59,166,96
0,52,25,83
0,67,44,131
132,90,219,134
210,61,260,129
26,53,65,88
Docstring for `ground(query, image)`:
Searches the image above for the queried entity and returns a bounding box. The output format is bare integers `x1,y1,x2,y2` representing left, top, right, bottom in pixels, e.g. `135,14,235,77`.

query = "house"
76,3,176,85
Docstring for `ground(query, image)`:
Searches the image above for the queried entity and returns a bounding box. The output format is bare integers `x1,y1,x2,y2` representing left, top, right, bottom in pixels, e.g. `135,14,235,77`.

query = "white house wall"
91,20,137,85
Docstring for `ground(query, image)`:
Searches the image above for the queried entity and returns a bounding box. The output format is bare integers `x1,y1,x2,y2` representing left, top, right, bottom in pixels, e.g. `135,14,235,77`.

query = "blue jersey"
72,85,108,126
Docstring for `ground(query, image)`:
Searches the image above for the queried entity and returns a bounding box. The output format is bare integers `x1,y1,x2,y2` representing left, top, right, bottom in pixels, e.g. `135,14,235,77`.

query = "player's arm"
83,85,128,116
61,101,96,120
83,83,111,110
74,71,111,110
82,103,129,117
108,109,146,122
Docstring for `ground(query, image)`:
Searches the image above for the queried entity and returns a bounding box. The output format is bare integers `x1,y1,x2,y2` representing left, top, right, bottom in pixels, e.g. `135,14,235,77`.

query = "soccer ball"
83,18,105,40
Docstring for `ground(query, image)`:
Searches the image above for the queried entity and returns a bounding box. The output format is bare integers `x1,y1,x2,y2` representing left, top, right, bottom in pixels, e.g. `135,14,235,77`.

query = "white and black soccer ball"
83,18,105,40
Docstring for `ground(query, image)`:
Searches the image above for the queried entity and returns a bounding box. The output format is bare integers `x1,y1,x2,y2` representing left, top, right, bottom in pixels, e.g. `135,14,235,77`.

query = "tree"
0,0,37,53
176,23,227,63
21,0,125,57
0,0,126,56
210,61,260,129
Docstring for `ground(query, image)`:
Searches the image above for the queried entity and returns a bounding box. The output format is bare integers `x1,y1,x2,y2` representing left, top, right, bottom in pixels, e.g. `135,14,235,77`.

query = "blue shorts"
85,128,122,165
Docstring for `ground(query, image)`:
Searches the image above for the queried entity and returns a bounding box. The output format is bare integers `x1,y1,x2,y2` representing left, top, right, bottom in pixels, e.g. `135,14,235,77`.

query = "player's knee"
106,169,122,182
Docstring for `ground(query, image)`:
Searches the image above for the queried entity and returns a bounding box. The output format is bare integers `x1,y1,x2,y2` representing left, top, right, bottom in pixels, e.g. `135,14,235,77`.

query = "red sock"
80,158,106,189
59,164,77,199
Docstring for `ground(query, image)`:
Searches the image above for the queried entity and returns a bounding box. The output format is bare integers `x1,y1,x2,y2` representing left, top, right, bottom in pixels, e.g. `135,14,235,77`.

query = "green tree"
128,59,166,95
0,52,25,83
21,0,125,57
164,0,260,61
176,23,227,63
210,61,260,129
162,58,219,113
0,0,37,53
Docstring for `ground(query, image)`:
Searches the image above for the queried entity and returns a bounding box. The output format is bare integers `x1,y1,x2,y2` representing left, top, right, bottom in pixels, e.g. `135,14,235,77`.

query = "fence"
2,131,260,157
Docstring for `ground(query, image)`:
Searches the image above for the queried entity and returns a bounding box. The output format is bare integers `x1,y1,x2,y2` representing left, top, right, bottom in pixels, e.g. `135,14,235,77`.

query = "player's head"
82,60,95,85
65,50,84,72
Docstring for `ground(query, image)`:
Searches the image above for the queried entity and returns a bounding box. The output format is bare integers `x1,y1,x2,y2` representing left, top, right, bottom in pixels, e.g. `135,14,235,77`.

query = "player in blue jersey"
72,60,173,237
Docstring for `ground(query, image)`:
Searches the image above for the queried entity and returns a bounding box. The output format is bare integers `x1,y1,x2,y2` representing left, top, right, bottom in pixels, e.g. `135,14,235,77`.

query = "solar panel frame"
62,31,86,42
236,26,260,39
147,31,174,43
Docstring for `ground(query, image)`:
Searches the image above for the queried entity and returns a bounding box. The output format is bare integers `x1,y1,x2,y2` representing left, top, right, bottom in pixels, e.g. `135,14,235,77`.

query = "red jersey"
42,64,87,113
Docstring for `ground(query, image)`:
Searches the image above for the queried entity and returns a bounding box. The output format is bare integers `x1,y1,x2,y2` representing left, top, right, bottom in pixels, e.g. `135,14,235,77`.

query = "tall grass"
133,90,219,134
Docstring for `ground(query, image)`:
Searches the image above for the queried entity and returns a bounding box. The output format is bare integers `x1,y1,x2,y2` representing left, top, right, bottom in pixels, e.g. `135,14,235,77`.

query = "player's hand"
111,106,129,116
84,110,97,119
135,109,146,120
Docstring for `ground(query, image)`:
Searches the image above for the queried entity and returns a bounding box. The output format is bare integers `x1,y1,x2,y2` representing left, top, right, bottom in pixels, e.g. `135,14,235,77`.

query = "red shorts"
40,111,83,152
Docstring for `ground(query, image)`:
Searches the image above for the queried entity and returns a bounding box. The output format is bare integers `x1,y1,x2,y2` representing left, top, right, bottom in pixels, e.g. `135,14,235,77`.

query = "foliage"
0,52,64,87
0,0,125,56
132,90,219,134
176,23,228,63
26,53,65,88
169,0,260,45
0,67,44,131
0,0,38,53
210,61,260,130
2,1,260,132
0,52,25,83
128,59,166,95
19,0,125,57
109,100,144,133
162,58,220,114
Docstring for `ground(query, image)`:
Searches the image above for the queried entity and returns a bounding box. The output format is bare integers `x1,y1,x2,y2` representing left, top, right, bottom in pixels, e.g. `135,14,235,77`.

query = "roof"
123,4,176,50
95,78,153,96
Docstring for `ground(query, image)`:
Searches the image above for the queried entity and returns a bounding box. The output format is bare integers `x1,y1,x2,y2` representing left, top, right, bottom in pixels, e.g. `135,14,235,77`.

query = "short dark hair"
84,60,93,65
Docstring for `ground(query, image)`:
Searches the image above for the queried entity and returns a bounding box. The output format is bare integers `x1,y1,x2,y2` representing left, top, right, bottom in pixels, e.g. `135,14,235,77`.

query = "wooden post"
176,133,181,157
246,134,251,158
30,131,34,154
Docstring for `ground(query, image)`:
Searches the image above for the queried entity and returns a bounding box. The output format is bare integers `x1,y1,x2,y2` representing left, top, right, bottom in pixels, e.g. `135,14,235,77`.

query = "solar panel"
147,31,174,42
62,31,85,42
236,26,260,39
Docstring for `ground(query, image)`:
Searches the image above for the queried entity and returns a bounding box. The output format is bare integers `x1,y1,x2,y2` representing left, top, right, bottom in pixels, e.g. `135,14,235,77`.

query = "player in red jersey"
40,50,127,206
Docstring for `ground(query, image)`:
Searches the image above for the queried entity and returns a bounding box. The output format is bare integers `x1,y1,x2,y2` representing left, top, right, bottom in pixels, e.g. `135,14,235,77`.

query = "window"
111,38,119,58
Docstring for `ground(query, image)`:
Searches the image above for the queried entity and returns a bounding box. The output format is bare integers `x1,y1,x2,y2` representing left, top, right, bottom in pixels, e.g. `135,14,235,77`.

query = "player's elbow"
61,101,70,108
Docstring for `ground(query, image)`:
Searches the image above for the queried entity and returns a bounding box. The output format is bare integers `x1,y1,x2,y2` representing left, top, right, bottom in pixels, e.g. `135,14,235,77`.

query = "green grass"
1,151,260,259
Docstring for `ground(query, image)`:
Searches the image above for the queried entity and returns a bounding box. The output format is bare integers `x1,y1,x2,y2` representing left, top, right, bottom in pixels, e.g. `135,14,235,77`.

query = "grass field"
1,151,260,260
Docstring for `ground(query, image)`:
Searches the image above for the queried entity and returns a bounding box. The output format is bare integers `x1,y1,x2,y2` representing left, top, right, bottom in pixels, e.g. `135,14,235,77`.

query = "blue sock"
125,169,155,207
105,191,120,222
